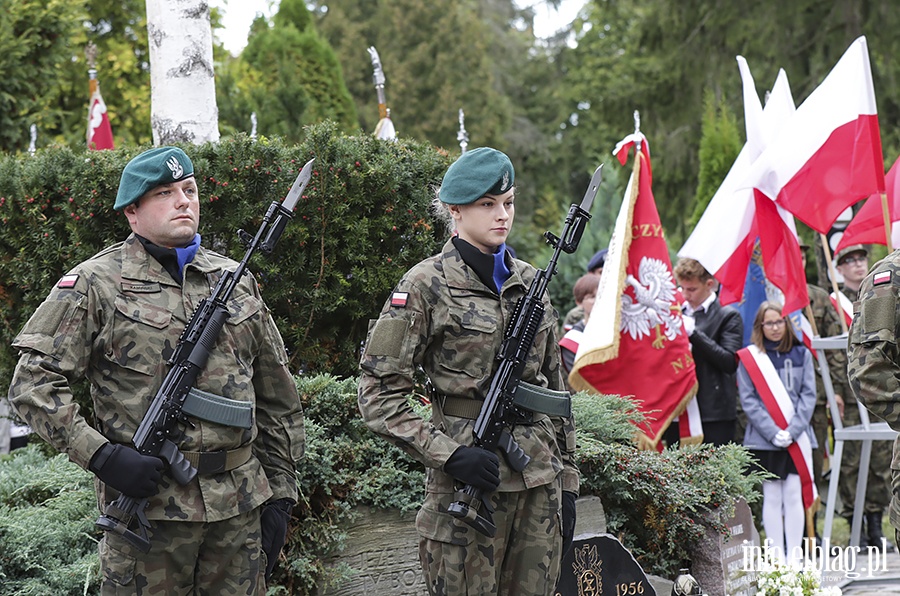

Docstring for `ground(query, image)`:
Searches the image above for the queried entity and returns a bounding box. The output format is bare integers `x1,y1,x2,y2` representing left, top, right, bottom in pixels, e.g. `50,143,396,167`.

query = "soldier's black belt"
183,387,253,429
182,444,252,475
441,381,572,420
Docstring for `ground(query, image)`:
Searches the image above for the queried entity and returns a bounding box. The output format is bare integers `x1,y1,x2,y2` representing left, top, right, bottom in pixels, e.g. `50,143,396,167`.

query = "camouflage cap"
835,244,868,265
114,147,195,210
440,147,514,205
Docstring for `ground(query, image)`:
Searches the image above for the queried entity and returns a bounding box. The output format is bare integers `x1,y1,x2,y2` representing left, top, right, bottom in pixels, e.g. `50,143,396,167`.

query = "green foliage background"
0,124,451,394
0,377,766,594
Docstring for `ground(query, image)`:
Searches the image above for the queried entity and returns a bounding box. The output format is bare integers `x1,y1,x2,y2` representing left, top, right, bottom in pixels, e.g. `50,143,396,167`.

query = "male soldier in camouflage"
836,245,893,549
358,147,579,595
8,147,305,594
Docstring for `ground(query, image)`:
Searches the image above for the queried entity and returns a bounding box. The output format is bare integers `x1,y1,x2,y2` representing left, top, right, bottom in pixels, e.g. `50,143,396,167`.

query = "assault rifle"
446,165,602,537
95,157,315,552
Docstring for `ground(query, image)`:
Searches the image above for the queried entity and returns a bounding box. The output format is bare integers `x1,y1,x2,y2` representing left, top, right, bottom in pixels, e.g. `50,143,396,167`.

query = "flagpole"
457,109,469,154
367,46,388,121
820,232,849,333
881,192,893,252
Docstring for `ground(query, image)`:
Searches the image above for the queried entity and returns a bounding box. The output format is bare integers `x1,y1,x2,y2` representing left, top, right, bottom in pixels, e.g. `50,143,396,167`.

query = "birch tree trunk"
146,0,220,145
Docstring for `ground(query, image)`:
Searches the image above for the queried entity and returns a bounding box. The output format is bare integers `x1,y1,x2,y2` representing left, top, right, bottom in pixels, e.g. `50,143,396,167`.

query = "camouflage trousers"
839,405,892,517
99,506,264,595
417,480,562,596
810,404,830,495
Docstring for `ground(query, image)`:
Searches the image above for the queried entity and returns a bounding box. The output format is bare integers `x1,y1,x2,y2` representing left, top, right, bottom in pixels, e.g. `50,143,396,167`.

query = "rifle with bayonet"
95,157,315,552
446,165,603,537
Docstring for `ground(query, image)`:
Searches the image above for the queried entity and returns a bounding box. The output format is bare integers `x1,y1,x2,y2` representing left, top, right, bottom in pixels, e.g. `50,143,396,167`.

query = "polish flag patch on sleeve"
873,271,892,286
390,292,409,308
57,274,79,289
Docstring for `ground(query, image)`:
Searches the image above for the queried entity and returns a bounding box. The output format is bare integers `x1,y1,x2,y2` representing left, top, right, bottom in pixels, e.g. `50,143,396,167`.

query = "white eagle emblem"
621,257,683,347
166,156,184,179
500,171,510,191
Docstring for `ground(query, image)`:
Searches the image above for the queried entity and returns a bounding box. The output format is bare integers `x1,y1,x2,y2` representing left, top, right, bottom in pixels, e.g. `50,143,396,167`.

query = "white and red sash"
738,345,818,509
559,327,584,356
829,291,854,328
677,398,704,446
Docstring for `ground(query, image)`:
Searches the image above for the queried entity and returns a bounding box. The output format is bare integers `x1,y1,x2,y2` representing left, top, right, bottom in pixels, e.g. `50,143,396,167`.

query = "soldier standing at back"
358,147,579,595
836,245,893,549
8,147,306,593
799,244,846,494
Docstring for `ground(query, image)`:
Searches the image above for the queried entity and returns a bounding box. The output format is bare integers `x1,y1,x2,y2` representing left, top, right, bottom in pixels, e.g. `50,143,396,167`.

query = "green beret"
440,147,515,205
114,147,195,210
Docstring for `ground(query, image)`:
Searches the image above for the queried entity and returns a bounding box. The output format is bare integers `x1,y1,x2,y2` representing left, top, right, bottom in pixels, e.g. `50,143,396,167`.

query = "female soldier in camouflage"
358,147,579,595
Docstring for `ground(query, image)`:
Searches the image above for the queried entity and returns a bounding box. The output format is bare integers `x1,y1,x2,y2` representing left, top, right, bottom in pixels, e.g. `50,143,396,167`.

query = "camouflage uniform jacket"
847,251,900,524
358,239,579,496
807,283,848,404
9,234,305,523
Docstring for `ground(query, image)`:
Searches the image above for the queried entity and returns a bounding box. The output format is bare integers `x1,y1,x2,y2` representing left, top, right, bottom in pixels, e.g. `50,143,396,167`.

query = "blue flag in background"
737,242,768,347
736,239,809,347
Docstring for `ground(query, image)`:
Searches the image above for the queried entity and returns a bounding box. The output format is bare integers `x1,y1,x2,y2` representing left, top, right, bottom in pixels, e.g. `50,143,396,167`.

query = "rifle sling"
182,445,252,475
183,387,253,429
441,381,571,420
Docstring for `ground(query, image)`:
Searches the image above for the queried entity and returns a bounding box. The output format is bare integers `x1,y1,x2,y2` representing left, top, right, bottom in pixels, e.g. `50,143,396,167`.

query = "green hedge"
0,375,765,594
0,123,452,395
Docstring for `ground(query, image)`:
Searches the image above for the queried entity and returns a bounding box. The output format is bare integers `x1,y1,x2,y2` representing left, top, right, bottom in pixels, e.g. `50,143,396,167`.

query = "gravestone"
319,506,425,595
320,496,610,595
690,498,759,596
555,533,657,596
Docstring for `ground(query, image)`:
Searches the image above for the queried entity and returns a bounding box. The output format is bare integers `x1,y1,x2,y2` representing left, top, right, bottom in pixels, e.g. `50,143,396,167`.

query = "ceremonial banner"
835,155,900,252
569,133,697,449
742,36,884,234
681,58,808,315
87,78,114,151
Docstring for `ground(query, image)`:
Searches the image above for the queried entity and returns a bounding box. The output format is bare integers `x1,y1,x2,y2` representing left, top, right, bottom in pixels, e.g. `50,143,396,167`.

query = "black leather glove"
89,443,165,499
261,498,293,581
443,446,501,492
562,491,577,555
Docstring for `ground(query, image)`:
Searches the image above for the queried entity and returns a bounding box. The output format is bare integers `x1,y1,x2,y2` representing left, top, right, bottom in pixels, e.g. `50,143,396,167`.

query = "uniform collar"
441,238,525,294
121,233,219,284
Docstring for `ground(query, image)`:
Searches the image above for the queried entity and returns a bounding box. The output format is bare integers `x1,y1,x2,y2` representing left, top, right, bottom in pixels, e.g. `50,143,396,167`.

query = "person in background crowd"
837,244,894,550
738,301,817,565
800,244,846,491
358,147,579,595
559,272,601,377
563,248,607,332
8,147,305,594
798,243,845,546
668,257,743,446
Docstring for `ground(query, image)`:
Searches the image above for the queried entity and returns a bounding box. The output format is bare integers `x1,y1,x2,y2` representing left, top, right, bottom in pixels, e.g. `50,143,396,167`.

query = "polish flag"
680,58,808,315
569,133,698,450
87,76,114,151
742,36,884,234
835,155,900,252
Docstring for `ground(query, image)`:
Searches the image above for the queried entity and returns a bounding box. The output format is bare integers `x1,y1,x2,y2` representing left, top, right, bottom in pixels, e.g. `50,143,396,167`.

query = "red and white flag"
742,36,884,234
87,76,114,151
681,58,808,314
835,155,900,252
738,346,818,510
829,291,854,328
569,133,698,450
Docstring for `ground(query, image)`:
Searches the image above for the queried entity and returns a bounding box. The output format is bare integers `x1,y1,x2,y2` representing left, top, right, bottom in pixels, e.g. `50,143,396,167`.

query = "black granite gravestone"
555,533,657,596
